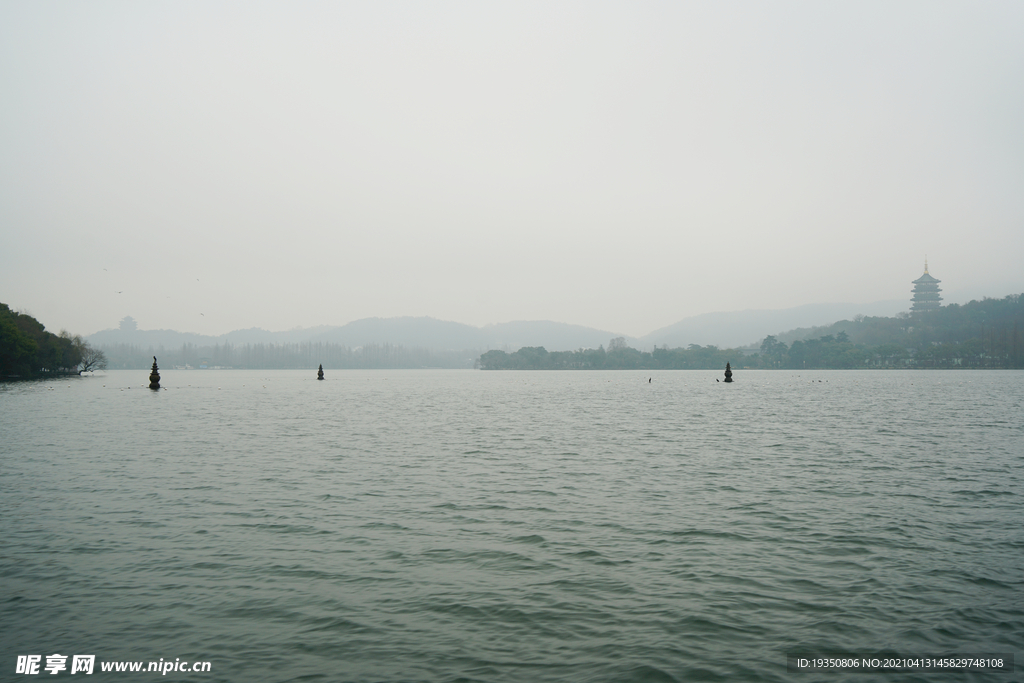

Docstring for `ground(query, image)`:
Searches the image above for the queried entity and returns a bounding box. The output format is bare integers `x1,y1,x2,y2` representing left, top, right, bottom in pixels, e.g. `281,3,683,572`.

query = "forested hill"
639,299,906,349
481,294,1024,370
771,294,1023,347
754,294,1023,369
0,303,105,378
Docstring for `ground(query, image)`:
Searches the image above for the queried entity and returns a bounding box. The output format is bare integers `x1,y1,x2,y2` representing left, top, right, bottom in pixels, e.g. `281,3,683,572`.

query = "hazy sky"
2,2,1022,337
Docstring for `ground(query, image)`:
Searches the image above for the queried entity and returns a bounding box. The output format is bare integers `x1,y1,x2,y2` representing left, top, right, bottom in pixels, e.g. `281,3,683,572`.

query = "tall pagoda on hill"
911,260,942,312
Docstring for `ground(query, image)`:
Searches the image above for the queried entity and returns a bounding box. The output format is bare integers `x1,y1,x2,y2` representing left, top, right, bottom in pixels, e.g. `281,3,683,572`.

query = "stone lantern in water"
724,362,733,383
149,357,161,390
317,364,325,381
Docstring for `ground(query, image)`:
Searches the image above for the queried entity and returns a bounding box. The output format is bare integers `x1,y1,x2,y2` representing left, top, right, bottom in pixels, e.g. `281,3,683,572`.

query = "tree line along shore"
3,294,1021,376
483,295,1024,370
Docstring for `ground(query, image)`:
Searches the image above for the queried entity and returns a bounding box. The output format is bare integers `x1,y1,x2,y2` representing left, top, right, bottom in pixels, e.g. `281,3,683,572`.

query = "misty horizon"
91,298,916,340
55,281,1017,341
3,3,1023,341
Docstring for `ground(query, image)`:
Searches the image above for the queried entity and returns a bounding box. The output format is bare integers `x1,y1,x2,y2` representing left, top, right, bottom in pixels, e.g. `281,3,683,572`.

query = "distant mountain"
87,317,632,352
87,327,220,349
309,317,482,349
87,303,913,354
221,325,339,345
306,316,632,350
479,320,637,352
639,300,907,349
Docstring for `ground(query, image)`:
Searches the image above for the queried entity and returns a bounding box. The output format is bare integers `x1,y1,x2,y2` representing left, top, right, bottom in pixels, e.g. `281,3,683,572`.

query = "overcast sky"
2,2,1022,337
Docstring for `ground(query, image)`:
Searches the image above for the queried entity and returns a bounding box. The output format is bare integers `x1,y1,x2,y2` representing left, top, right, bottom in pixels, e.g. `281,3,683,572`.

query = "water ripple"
2,369,1022,682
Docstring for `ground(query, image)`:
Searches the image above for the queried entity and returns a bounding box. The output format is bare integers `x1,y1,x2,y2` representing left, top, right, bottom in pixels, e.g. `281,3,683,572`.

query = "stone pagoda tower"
911,259,942,312
149,356,161,390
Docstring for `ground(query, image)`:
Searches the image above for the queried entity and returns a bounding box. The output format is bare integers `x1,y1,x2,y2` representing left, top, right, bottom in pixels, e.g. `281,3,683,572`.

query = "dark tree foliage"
0,303,82,378
75,336,108,372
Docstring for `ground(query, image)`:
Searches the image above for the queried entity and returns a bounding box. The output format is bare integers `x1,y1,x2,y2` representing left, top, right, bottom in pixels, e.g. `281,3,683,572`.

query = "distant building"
911,260,942,312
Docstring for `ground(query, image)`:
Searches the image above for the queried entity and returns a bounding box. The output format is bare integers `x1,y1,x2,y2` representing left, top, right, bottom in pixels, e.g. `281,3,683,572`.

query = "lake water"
1,369,1021,682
